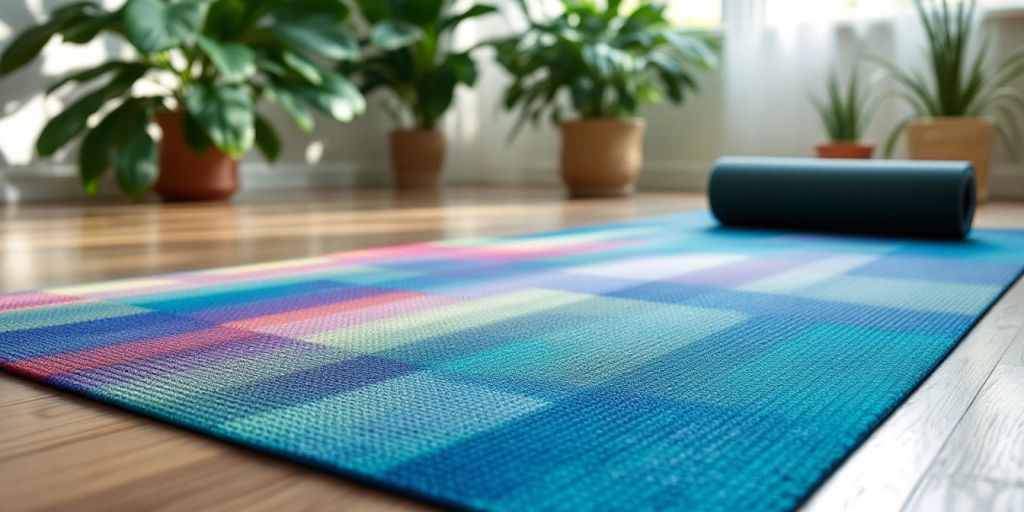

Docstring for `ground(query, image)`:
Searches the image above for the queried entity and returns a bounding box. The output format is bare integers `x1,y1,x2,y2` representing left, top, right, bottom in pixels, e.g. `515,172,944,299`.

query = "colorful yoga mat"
2,212,1023,511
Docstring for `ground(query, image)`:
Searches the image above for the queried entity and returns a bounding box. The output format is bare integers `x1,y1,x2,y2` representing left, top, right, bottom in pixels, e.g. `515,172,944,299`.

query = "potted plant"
811,67,877,159
0,0,366,201
349,0,497,188
878,0,1024,201
491,1,720,197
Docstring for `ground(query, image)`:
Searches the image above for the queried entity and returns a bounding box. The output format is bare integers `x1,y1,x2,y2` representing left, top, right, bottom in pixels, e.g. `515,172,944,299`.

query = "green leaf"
274,0,351,22
203,0,276,40
46,61,142,95
291,71,365,123
1,2,110,75
370,21,422,51
123,0,206,54
78,99,139,194
61,12,117,44
197,35,256,82
353,0,392,22
402,0,446,26
446,53,477,85
184,82,254,158
281,51,323,85
440,4,499,33
254,114,281,163
270,14,359,61
266,80,315,132
36,66,146,156
114,120,158,200
0,22,61,76
183,111,212,154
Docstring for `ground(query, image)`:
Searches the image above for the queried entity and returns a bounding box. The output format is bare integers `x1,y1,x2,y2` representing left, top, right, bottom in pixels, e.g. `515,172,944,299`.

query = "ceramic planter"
560,118,646,198
154,111,239,202
906,117,995,202
389,129,446,188
816,141,874,159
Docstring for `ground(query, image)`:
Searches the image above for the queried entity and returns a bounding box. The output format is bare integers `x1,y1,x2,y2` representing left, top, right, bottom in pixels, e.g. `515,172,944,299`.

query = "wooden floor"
1,188,1023,511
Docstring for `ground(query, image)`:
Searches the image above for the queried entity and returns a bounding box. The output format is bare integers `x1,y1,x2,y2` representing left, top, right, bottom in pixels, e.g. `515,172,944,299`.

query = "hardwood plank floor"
1,187,1022,511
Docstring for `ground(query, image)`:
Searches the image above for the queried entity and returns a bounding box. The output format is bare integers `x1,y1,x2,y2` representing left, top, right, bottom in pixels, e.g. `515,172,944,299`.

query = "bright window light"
666,2,723,28
765,0,1024,25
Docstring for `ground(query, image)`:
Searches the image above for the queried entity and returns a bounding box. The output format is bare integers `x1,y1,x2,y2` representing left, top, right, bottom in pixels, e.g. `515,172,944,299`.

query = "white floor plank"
802,279,1024,512
903,475,1024,512
924,363,1024,484
998,321,1024,368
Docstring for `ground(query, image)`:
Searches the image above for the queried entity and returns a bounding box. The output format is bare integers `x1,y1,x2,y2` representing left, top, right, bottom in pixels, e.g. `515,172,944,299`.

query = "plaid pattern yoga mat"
2,212,1023,511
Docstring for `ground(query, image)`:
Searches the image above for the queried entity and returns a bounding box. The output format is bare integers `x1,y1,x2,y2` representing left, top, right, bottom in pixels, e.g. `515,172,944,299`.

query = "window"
667,2,723,28
764,0,1024,24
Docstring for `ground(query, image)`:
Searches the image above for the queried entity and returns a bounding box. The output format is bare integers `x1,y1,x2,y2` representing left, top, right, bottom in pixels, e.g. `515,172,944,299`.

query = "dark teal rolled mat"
708,157,976,239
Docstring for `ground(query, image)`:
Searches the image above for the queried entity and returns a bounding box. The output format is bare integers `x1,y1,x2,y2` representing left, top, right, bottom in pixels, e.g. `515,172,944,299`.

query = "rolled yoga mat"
708,156,976,239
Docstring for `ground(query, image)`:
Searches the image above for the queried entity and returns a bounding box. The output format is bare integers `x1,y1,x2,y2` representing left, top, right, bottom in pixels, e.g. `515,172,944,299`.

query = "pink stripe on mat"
11,327,258,379
225,291,424,330
242,293,463,338
0,292,81,313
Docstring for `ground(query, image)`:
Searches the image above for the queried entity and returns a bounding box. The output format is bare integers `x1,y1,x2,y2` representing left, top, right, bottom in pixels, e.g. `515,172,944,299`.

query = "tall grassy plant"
350,0,497,129
812,67,877,142
0,0,367,198
491,0,720,135
877,0,1024,156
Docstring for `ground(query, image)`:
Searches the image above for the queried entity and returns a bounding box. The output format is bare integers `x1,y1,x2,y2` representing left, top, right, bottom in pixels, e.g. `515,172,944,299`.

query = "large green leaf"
281,51,323,85
184,82,254,158
301,70,366,123
123,0,206,54
254,114,282,162
46,61,143,95
0,1,109,74
0,22,61,76
397,0,446,26
183,111,212,153
439,4,498,33
197,35,256,82
270,15,359,61
113,117,158,199
371,21,422,51
36,66,146,156
203,0,276,40
60,12,117,44
78,100,133,194
273,0,351,22
353,0,393,23
266,80,315,132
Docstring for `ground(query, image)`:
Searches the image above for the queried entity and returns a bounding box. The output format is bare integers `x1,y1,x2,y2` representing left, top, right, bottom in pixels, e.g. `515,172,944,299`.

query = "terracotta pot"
154,111,239,202
816,141,874,159
906,117,994,202
389,130,446,188
560,118,646,198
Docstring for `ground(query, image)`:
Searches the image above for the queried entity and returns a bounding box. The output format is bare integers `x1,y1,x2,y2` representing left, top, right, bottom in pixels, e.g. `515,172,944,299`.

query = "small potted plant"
0,0,366,201
491,1,720,197
811,67,877,159
877,0,1024,201
349,0,497,188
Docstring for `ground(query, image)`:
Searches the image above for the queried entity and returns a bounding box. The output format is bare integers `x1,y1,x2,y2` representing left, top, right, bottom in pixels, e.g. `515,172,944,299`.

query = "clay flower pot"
560,118,646,198
389,129,446,188
816,141,874,159
154,111,239,202
906,117,994,202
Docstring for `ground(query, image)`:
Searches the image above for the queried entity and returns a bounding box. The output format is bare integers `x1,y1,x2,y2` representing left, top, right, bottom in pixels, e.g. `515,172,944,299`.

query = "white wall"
1,0,1023,202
